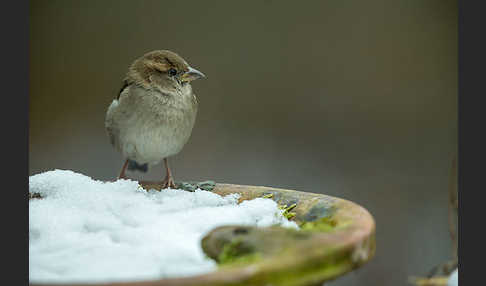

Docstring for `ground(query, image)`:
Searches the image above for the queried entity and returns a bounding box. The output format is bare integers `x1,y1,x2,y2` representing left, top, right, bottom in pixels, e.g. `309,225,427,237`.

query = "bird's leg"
118,159,129,179
161,158,176,189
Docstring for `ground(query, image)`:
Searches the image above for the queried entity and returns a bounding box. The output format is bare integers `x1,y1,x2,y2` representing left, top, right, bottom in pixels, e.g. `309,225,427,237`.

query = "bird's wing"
116,80,129,100
106,79,129,150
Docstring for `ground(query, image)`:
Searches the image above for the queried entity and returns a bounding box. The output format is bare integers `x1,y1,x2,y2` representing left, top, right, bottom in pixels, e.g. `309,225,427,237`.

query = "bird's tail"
127,159,148,173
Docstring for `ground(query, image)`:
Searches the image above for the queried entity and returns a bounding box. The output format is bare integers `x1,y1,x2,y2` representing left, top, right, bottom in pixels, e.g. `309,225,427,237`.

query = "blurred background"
29,1,457,285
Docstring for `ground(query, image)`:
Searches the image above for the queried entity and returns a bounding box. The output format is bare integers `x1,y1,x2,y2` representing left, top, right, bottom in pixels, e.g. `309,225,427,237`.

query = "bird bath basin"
29,182,375,286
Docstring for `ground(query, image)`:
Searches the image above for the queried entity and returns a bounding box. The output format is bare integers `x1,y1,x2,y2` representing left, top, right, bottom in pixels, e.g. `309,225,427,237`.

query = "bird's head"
126,50,205,93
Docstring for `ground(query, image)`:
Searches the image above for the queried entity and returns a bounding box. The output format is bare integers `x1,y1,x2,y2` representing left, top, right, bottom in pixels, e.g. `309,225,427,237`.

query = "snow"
29,170,298,284
447,268,458,286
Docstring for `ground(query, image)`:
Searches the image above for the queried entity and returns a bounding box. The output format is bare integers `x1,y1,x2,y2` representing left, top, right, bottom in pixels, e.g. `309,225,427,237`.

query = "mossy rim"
29,182,376,286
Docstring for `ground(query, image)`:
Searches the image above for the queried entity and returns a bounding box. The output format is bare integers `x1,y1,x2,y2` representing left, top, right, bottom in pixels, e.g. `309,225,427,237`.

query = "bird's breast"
109,87,198,164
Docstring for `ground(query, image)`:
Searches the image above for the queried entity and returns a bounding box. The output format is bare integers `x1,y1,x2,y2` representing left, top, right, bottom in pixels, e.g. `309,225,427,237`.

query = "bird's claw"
162,176,176,189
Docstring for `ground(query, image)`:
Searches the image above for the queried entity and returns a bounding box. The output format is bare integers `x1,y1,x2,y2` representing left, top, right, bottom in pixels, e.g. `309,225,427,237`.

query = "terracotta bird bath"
29,182,376,286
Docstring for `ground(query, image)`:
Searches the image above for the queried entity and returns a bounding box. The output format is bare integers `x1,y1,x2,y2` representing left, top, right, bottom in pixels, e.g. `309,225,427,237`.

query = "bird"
105,50,205,189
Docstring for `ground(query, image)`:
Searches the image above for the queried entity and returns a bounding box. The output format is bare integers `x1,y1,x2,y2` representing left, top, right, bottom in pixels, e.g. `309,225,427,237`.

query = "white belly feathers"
105,85,197,165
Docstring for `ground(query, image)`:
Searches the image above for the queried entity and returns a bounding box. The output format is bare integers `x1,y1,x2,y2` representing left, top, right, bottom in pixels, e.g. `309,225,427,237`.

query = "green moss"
259,193,297,221
217,238,262,265
299,217,339,232
220,252,263,266
279,203,297,220
216,245,359,286
259,246,356,286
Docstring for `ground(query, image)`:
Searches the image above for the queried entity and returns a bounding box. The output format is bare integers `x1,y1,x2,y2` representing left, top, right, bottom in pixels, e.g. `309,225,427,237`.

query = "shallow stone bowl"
30,183,376,286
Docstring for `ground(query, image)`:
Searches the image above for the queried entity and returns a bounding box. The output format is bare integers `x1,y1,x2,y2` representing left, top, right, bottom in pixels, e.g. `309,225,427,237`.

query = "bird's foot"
161,176,176,189
138,180,216,192
137,178,175,191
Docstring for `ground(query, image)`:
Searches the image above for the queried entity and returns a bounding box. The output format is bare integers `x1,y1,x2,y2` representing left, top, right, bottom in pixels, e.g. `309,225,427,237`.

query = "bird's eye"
168,68,177,77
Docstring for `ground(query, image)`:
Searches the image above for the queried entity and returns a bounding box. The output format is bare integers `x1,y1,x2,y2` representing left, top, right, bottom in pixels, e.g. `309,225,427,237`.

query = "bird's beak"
181,66,206,82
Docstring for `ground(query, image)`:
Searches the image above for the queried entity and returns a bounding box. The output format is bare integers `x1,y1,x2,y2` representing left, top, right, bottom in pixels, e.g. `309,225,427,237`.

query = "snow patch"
29,170,297,284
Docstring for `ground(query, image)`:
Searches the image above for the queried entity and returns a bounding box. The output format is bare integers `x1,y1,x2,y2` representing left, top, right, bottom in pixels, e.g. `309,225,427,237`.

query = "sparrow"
105,50,205,188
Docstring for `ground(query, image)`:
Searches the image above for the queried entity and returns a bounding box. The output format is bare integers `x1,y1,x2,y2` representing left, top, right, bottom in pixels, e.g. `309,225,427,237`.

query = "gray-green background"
29,1,457,285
